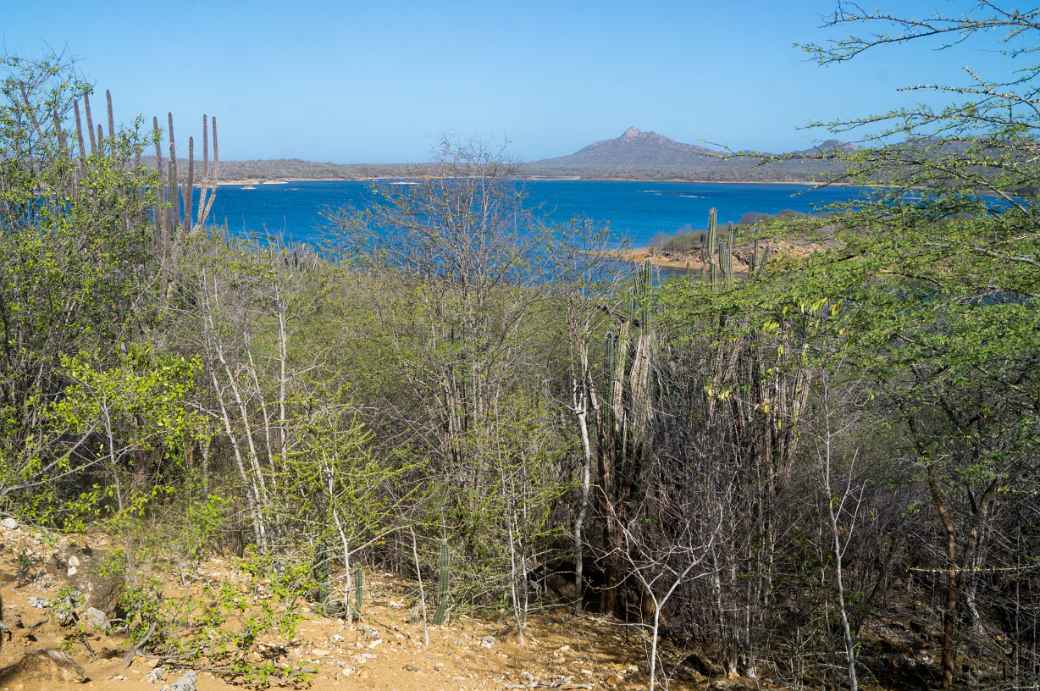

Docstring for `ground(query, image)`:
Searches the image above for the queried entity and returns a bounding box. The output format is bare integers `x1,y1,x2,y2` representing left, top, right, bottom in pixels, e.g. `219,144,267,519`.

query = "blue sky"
2,0,1018,162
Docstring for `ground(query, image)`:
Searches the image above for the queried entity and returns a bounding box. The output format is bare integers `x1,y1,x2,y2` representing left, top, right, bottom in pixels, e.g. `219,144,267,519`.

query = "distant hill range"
145,127,856,184
522,127,855,182
140,158,436,183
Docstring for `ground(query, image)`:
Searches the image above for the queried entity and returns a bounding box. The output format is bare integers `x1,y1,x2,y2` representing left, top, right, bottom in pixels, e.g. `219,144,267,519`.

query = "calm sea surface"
206,179,873,247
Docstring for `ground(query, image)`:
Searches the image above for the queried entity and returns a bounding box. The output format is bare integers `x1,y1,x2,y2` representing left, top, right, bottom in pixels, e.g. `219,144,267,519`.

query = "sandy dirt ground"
0,521,732,691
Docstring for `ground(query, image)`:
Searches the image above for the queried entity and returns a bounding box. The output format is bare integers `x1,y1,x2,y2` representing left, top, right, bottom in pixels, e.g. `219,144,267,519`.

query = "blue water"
204,179,873,247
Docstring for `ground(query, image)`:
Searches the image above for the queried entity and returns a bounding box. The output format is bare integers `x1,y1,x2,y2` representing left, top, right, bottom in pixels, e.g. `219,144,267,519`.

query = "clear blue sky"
2,0,1017,162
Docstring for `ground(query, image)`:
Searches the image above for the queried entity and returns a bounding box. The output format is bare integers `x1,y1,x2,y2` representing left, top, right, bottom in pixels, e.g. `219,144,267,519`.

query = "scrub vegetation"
2,4,1040,689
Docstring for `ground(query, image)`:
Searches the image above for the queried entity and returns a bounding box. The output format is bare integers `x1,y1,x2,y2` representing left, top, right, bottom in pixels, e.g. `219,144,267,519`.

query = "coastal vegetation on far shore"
603,209,828,271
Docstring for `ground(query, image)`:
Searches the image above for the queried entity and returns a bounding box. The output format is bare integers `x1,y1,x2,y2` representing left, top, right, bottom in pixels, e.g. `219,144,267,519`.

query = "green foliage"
182,493,230,567
51,586,83,627
119,551,315,687
118,578,164,645
0,56,160,522
15,548,40,586
39,346,203,526
279,384,411,547
53,346,200,444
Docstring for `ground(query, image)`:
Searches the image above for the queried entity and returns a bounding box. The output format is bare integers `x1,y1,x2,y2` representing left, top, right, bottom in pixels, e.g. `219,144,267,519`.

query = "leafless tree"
812,368,865,691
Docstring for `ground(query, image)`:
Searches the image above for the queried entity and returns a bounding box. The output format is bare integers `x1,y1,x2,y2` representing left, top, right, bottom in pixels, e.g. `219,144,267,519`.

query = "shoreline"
216,175,864,188
604,248,713,273
217,177,354,186
606,237,829,272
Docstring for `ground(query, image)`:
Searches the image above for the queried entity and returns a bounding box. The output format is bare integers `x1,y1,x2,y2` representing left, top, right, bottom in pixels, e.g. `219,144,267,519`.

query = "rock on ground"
161,670,198,691
83,606,109,631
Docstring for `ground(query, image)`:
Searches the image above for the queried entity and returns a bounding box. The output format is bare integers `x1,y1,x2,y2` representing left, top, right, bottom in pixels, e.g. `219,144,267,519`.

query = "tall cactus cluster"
66,90,219,236
701,207,735,287
596,258,657,613
63,89,220,298
700,207,771,286
604,258,656,472
602,205,776,471
151,111,220,260
64,89,134,181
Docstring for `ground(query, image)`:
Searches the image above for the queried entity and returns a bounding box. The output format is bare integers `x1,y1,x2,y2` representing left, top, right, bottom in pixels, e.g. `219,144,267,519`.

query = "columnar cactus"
197,116,220,228
167,113,178,235
198,115,210,227
699,209,746,287
84,92,96,154
353,564,364,619
73,100,86,169
432,539,450,625
706,208,718,286
184,136,194,235
152,116,166,256
105,90,115,148
610,322,631,436
311,538,331,607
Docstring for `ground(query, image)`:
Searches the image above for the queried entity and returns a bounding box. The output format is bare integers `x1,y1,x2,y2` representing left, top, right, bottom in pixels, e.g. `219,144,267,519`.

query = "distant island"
147,127,855,185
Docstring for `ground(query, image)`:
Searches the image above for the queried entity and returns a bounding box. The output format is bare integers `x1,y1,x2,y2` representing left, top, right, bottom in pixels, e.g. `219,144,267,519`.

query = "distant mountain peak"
800,139,860,155
534,127,719,168
619,127,673,144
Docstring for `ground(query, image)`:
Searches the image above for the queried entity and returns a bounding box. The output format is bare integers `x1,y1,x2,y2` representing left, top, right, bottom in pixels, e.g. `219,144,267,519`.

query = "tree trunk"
573,365,593,612
927,466,958,690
